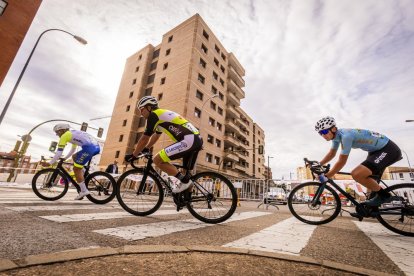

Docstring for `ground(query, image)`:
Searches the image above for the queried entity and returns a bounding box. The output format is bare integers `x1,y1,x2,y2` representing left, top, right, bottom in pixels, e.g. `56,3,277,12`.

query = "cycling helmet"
315,116,336,131
53,123,70,132
137,96,158,109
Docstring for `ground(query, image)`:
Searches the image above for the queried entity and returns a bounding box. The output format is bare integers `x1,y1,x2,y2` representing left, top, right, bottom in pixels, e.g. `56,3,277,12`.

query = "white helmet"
137,96,158,109
53,123,70,132
315,116,336,131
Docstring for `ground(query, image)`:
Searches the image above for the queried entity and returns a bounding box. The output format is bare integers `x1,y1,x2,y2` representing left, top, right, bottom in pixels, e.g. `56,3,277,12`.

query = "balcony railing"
228,79,245,99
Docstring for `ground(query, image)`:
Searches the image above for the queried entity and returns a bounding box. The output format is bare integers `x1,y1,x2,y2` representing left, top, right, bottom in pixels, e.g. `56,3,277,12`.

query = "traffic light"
49,141,58,152
81,122,88,131
97,127,104,138
258,145,264,154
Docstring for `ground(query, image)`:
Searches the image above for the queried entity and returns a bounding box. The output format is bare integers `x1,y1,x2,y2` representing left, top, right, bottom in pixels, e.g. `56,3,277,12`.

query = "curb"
0,245,394,276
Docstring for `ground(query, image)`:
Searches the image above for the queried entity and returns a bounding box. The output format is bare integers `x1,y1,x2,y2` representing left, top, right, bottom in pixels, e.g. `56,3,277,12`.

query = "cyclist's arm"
63,144,77,160
326,154,348,178
146,132,161,149
320,148,337,165
132,135,151,156
49,132,72,165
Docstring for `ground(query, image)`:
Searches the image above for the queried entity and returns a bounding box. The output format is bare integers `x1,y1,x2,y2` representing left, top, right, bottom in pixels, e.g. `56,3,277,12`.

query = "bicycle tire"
376,183,414,236
186,171,237,224
32,168,69,201
288,182,341,225
85,171,117,204
116,168,164,216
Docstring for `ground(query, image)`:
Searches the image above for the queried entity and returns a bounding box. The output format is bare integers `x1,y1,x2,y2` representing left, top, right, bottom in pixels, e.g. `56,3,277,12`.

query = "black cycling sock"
377,188,390,198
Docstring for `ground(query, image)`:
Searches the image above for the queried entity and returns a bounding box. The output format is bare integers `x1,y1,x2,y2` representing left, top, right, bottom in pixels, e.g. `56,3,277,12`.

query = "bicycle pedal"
350,212,363,221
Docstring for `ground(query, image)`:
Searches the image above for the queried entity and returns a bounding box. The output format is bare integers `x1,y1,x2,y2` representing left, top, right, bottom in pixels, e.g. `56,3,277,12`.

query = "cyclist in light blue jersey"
315,116,402,206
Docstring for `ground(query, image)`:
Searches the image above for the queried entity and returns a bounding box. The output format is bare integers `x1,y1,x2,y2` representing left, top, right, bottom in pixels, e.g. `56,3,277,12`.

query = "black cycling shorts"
361,139,402,176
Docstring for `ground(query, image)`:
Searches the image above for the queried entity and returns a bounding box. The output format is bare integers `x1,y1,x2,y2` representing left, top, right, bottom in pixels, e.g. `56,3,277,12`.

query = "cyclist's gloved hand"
124,154,138,162
318,174,328,183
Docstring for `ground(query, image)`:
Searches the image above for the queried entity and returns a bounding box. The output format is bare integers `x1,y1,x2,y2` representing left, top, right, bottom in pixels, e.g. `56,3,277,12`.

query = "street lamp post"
267,156,274,181
0,29,87,126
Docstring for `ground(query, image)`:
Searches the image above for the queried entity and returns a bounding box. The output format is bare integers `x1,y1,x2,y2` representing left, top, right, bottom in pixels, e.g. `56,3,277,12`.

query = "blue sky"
0,0,413,179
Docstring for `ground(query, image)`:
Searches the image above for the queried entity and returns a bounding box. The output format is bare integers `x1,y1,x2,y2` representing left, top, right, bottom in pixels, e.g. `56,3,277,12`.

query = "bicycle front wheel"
116,169,164,216
32,168,69,201
376,183,414,236
288,182,341,225
85,172,117,204
187,171,237,224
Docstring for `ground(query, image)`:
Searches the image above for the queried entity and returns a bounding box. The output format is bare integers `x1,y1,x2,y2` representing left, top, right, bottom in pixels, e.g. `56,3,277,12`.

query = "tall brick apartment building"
100,14,266,179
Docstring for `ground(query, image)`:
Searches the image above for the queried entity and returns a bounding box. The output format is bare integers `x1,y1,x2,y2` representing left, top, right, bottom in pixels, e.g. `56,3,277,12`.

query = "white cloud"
0,0,413,178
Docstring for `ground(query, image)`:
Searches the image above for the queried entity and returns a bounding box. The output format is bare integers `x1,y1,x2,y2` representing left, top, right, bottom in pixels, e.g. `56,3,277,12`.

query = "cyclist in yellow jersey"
41,123,100,200
125,96,203,193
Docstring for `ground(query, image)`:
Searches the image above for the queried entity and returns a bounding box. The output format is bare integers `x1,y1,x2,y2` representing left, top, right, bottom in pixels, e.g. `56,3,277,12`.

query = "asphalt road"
0,184,412,275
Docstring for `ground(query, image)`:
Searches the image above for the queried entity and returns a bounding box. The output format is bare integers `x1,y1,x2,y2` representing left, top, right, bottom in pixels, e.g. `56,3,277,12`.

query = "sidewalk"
0,245,393,276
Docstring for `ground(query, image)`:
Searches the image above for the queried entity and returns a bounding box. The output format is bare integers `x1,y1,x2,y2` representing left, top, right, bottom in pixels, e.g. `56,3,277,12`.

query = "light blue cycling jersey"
332,128,389,155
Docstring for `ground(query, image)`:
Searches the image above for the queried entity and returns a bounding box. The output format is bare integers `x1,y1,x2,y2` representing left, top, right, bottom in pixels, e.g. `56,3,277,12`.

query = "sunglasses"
318,129,330,135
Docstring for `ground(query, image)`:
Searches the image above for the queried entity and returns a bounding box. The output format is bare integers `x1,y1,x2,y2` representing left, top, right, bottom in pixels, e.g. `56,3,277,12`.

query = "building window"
199,58,206,68
135,66,139,72
150,61,157,71
147,74,155,84
196,90,204,100
210,101,216,110
215,139,221,148
122,120,127,127
214,58,219,67
217,107,223,115
219,78,224,86
144,87,152,96
211,86,217,94
198,74,205,84
206,153,212,163
115,151,120,158
195,107,201,118
132,78,137,85
160,77,166,85
410,172,414,180
219,92,224,100
163,63,168,70
158,93,163,101
0,0,8,16
214,156,220,165
152,49,160,59
399,173,404,179
213,71,218,80
202,30,209,40
138,54,142,60
126,105,130,112
221,53,226,61
129,91,134,98
201,44,208,54
208,117,215,126
215,45,220,53
119,135,124,142
220,65,225,74
168,35,173,42
207,135,214,143
166,48,171,56
216,122,222,131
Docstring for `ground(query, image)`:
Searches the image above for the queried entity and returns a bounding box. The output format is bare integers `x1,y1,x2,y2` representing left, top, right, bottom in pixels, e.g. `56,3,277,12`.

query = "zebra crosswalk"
0,185,413,275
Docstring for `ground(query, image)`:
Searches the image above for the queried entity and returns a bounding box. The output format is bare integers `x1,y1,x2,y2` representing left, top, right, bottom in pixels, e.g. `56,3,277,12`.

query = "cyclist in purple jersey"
315,116,402,206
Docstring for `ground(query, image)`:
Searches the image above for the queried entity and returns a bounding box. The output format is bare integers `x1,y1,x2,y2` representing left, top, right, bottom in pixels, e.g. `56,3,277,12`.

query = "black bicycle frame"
50,159,91,191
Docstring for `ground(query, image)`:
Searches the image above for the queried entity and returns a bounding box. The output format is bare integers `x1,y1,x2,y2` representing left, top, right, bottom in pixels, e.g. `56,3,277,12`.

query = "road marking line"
93,211,272,241
354,221,414,276
223,216,318,255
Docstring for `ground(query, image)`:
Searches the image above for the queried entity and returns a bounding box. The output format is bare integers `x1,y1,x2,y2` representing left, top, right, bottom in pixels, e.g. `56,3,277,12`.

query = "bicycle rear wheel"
85,171,117,204
376,183,414,236
116,169,164,216
32,168,69,201
187,171,237,224
288,182,341,225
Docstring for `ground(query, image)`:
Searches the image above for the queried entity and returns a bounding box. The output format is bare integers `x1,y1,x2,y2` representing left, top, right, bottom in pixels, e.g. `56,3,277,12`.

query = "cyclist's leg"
73,145,99,199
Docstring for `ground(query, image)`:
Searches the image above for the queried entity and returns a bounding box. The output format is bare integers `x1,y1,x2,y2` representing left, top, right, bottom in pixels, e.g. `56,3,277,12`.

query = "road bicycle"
288,158,414,236
32,158,117,204
116,152,238,223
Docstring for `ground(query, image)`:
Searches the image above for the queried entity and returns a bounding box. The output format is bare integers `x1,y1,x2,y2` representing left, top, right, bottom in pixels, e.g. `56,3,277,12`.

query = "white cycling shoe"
75,190,90,200
172,181,193,193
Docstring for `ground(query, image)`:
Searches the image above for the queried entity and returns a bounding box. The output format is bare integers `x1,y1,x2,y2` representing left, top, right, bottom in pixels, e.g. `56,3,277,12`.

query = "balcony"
225,119,240,133
226,91,240,106
224,152,238,162
228,79,245,99
226,105,238,118
224,133,241,147
228,66,245,88
228,53,245,76
234,163,246,171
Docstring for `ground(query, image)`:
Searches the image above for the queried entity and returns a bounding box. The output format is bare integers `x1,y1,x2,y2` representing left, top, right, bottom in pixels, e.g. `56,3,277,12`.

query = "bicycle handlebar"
303,158,330,175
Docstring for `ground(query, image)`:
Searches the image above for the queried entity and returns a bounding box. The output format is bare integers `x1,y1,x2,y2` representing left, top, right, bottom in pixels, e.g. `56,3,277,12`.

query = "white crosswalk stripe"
93,211,272,240
224,216,319,255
